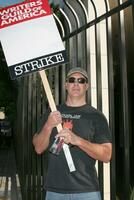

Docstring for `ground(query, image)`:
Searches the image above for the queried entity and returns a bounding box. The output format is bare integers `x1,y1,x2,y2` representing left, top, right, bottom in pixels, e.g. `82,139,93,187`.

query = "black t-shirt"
40,104,112,193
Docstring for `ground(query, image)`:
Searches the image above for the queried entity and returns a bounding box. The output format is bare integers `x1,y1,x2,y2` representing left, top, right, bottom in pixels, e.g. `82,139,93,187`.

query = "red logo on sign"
0,0,52,29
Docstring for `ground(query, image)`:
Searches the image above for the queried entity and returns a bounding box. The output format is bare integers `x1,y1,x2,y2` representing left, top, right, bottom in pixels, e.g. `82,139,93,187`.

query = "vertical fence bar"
106,15,116,200
118,5,130,199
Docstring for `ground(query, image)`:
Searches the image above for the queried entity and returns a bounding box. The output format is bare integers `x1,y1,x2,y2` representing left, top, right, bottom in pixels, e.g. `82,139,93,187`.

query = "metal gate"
14,0,134,200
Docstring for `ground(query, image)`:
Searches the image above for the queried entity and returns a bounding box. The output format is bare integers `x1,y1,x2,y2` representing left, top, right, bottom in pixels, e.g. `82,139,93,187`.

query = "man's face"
65,72,89,98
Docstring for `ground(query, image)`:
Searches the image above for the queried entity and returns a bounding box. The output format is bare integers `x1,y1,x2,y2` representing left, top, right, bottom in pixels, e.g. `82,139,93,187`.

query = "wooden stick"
39,70,76,172
39,70,62,132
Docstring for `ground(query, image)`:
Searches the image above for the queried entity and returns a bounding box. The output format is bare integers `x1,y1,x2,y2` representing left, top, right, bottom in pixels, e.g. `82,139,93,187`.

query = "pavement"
0,138,22,200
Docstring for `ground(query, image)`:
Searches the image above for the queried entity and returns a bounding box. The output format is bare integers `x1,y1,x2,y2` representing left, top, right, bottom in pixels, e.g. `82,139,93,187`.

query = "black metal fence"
14,1,134,200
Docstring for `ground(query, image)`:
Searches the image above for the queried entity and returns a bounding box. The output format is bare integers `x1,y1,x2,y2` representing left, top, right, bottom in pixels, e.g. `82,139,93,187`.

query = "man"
33,67,112,200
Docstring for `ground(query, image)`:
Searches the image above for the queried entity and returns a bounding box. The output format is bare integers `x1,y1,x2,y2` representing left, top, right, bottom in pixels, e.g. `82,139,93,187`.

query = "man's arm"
76,138,112,163
33,111,62,154
56,129,112,163
32,123,52,154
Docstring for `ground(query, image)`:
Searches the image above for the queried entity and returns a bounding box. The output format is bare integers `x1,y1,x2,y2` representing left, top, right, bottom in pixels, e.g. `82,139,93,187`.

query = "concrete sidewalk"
0,144,22,200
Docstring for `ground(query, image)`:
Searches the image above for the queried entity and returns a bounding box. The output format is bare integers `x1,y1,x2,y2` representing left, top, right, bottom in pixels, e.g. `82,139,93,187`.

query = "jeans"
45,191,102,200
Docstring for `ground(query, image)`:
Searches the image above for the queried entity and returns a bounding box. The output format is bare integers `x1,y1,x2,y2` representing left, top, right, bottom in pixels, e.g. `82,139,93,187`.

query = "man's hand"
56,129,79,145
46,111,62,129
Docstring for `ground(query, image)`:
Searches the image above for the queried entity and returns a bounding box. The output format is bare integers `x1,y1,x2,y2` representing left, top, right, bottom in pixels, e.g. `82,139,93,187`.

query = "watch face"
0,0,26,7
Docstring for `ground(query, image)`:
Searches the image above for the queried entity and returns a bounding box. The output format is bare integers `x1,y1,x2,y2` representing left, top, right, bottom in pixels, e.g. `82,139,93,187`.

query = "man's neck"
66,97,86,107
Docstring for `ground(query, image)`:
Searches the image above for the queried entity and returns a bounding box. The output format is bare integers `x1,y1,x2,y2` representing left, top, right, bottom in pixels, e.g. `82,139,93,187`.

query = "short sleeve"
94,112,112,144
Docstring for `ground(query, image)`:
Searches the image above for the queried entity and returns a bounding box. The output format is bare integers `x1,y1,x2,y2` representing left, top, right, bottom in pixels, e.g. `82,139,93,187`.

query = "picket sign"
39,70,76,172
0,0,75,172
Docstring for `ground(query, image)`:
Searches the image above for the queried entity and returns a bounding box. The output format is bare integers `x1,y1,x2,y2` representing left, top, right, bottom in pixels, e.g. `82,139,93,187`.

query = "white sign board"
0,0,67,79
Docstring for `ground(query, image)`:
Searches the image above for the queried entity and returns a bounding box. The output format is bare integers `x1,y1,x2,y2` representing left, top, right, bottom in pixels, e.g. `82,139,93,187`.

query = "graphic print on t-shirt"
63,119,73,130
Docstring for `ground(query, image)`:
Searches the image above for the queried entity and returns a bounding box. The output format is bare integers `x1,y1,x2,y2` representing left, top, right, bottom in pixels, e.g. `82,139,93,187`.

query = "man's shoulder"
56,103,66,110
84,104,100,114
85,105,107,120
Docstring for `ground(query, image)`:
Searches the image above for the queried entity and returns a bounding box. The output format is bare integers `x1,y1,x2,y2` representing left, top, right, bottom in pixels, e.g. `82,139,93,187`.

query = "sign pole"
39,70,76,172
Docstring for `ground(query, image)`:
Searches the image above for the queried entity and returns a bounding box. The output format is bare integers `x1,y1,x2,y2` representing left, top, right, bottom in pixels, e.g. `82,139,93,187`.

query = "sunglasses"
67,77,88,84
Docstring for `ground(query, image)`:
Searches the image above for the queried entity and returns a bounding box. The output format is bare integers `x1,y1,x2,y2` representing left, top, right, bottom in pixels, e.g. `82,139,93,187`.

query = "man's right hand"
46,111,62,129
